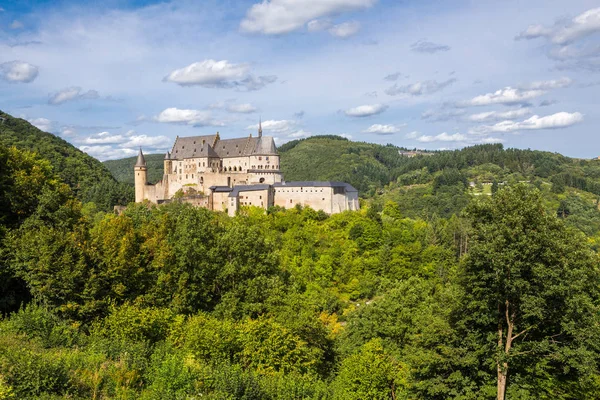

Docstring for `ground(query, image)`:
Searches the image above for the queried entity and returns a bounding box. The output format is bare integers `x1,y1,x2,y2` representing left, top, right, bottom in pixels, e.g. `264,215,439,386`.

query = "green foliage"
104,153,165,185
0,111,131,210
333,338,408,400
3,132,600,399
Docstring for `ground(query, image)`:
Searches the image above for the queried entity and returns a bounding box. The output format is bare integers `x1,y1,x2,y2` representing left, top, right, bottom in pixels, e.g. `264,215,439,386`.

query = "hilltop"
0,111,132,210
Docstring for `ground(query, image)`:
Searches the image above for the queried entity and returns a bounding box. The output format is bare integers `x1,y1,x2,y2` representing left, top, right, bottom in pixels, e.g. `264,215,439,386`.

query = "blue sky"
1,0,599,160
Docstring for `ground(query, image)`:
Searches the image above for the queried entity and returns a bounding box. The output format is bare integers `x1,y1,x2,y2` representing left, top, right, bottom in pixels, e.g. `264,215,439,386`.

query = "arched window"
200,177,204,184
233,166,237,171
259,178,265,183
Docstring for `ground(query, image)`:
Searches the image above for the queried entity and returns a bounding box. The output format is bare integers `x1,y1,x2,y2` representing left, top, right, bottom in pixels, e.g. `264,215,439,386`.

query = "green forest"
1,114,600,399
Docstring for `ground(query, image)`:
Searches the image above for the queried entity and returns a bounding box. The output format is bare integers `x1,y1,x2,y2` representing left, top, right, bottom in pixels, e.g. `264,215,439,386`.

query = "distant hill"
104,153,165,185
103,136,418,196
102,135,600,236
0,110,132,210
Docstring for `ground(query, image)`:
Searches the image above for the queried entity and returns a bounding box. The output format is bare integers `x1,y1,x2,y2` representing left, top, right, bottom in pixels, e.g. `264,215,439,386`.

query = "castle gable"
252,136,277,155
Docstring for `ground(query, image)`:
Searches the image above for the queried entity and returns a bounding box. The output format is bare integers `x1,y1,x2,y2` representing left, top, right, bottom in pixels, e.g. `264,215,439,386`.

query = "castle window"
258,156,262,160
192,174,194,178
259,195,262,199
290,199,293,204
186,174,188,179
266,156,269,160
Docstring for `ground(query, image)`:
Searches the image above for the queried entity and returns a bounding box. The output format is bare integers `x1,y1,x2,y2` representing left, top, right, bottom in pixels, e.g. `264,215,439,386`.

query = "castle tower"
258,117,262,138
134,148,147,203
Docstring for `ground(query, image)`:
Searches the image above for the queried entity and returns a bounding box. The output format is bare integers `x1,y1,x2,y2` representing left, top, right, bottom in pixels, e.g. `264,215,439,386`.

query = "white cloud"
405,131,419,139
48,87,100,105
81,132,125,145
416,132,467,143
517,7,600,45
226,103,258,113
386,78,456,96
480,137,505,144
363,123,403,135
345,104,388,117
460,87,545,107
164,59,249,87
307,18,332,32
328,21,361,38
79,145,138,161
10,20,24,29
410,39,450,54
154,107,223,126
119,134,171,149
240,0,376,35
28,117,53,132
0,61,38,83
471,111,583,134
247,119,296,133
467,108,532,122
524,77,572,90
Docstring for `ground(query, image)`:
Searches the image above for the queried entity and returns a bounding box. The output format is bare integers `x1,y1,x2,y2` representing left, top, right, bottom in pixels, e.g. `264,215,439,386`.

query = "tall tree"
458,185,600,399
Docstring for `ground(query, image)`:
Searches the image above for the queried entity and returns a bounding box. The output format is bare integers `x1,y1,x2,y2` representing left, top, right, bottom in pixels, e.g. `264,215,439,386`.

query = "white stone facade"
135,130,359,215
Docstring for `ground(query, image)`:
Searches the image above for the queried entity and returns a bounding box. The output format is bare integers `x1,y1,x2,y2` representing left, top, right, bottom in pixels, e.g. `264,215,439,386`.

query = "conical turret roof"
135,148,146,167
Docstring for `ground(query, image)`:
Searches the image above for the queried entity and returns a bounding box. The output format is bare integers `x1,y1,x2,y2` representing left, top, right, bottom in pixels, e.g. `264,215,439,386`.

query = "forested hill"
104,153,165,185
0,110,132,209
103,135,421,193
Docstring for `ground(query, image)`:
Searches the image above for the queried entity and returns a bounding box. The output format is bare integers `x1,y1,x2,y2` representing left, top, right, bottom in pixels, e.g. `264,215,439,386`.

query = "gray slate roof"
274,181,358,192
229,184,272,198
135,148,146,167
169,134,277,160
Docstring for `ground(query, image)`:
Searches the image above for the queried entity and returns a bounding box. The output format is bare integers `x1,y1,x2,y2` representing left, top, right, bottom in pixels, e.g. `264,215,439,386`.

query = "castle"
134,123,359,216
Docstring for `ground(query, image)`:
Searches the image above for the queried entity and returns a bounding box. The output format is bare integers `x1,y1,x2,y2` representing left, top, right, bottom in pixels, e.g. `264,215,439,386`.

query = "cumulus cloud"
328,21,361,38
240,0,376,35
517,8,600,71
247,119,296,133
416,132,467,143
516,7,600,45
164,60,277,91
405,131,419,139
467,108,532,122
48,87,100,105
79,146,138,161
363,124,404,135
410,39,451,54
77,130,171,161
154,108,224,127
0,61,38,83
470,111,583,134
226,103,258,113
386,78,456,96
459,87,546,107
164,59,248,87
345,104,388,117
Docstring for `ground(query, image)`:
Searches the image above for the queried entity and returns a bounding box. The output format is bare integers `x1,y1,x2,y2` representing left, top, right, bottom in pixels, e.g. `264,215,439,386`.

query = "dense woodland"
0,111,133,211
1,114,600,399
